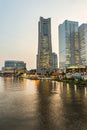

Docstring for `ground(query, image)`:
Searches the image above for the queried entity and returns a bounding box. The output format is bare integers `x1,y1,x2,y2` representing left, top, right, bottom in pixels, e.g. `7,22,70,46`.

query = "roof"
67,65,86,69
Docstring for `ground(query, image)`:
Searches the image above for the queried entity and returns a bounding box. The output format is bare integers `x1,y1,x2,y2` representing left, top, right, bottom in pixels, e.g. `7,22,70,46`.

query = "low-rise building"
2,60,26,76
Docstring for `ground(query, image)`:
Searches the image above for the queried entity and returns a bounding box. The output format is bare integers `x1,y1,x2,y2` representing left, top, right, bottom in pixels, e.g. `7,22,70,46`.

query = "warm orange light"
34,80,40,87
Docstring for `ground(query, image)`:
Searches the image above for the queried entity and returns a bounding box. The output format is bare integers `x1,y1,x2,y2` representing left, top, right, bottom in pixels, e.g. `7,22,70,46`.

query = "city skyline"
0,0,87,70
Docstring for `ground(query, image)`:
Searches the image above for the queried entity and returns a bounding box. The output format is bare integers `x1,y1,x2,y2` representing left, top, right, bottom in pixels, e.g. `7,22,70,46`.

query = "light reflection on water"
0,77,87,130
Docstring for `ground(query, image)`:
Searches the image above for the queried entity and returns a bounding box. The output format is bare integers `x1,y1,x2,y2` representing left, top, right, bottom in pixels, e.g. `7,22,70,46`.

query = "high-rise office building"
59,20,79,69
52,52,58,69
37,17,53,74
79,24,87,65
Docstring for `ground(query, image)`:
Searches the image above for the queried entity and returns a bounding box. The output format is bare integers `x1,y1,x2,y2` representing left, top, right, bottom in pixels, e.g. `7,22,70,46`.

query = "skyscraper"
79,24,87,65
59,20,79,69
37,17,53,74
52,52,58,69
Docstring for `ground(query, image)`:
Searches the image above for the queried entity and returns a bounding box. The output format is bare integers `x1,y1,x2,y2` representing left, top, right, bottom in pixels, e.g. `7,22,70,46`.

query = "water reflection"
3,77,26,91
0,77,39,130
61,83,87,130
0,77,87,130
35,80,87,130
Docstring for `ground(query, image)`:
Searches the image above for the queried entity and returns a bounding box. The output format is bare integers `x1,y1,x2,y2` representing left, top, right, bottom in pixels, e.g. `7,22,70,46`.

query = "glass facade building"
59,20,79,69
37,17,53,74
79,24,87,66
3,60,26,75
52,52,58,69
5,60,26,70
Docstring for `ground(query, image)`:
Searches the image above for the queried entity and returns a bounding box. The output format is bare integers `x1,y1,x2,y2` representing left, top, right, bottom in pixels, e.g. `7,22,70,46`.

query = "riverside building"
59,20,79,69
37,17,53,75
79,24,87,66
2,60,26,76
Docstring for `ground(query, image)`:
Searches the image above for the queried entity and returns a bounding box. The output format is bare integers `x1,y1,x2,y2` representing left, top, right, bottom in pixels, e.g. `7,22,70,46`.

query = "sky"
0,0,87,70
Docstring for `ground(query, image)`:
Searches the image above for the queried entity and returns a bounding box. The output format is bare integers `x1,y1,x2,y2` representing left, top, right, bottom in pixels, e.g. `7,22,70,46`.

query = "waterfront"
0,77,87,130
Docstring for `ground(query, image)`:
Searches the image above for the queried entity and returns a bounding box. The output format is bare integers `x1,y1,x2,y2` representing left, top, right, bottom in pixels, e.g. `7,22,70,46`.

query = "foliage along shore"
54,78,87,86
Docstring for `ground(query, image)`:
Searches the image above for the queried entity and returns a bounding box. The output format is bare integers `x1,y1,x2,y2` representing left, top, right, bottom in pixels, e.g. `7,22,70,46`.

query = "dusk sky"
0,0,87,70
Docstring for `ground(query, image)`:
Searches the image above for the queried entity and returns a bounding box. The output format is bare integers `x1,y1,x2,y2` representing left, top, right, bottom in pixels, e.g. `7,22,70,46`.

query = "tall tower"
79,24,87,65
59,20,79,69
37,17,53,74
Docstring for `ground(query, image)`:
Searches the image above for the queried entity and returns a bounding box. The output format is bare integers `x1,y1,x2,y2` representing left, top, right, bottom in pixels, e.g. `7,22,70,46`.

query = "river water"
0,77,87,130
